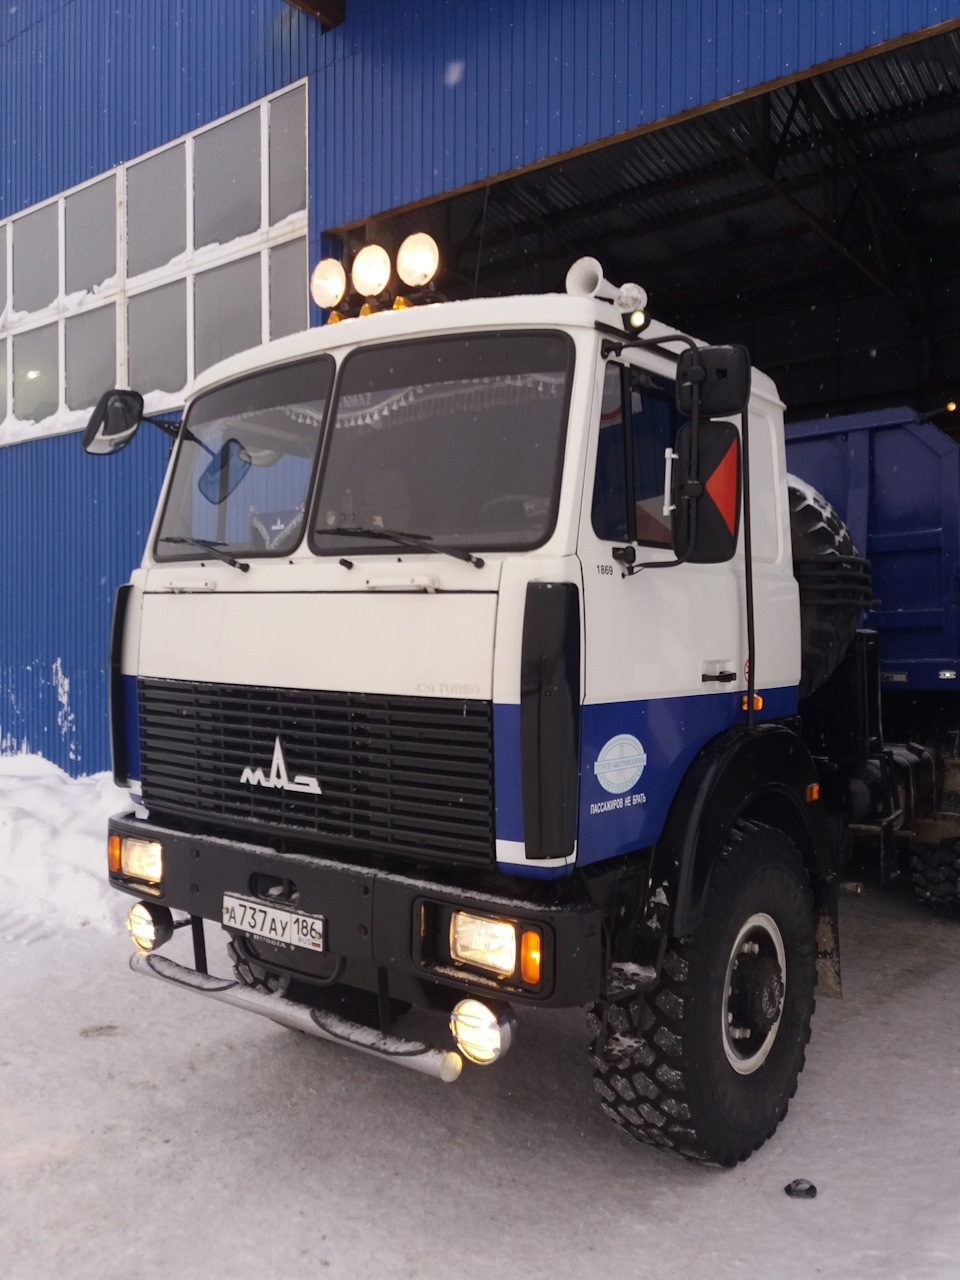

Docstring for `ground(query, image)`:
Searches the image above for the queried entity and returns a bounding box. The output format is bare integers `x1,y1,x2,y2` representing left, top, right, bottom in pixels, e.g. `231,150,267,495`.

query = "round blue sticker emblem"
593,734,648,794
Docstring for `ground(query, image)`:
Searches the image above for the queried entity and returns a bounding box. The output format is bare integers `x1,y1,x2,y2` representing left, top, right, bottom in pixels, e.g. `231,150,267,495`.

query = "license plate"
222,894,325,953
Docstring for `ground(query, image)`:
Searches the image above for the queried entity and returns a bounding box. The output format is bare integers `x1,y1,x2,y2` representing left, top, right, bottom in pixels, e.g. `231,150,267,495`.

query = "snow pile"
0,755,129,933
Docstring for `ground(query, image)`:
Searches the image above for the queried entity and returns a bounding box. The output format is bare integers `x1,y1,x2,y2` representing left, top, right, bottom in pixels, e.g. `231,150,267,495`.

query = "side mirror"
672,419,741,563
676,345,751,418
198,437,252,504
82,389,144,455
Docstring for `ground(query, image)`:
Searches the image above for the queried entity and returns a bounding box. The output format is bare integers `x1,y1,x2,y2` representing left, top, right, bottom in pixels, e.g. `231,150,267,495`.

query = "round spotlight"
127,902,174,953
449,998,517,1065
310,258,347,309
351,244,392,298
396,232,440,288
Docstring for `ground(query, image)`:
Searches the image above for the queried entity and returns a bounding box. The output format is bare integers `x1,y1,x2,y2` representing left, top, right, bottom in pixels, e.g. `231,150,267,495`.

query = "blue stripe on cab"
493,702,524,845
577,686,797,865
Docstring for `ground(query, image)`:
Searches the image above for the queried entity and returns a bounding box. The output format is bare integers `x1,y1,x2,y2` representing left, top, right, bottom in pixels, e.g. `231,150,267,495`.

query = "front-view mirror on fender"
671,419,741,563
82,389,145,455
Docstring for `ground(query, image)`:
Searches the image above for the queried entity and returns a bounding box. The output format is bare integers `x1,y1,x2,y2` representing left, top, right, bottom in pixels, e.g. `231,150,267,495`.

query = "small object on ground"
840,881,865,895
784,1178,818,1199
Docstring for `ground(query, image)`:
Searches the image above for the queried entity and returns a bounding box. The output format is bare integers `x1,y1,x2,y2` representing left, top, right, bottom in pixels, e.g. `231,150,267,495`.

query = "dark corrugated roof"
350,27,960,423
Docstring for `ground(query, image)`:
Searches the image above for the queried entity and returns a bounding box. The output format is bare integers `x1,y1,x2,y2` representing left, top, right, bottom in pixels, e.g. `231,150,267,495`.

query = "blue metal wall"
4,2,958,223
310,0,960,228
1,0,958,774
0,430,169,772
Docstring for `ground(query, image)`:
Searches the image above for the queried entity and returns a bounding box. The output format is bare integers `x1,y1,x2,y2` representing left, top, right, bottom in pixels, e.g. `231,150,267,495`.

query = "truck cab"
89,257,834,1166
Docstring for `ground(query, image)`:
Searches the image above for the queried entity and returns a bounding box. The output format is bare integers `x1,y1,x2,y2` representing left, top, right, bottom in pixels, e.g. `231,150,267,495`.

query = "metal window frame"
0,78,309,440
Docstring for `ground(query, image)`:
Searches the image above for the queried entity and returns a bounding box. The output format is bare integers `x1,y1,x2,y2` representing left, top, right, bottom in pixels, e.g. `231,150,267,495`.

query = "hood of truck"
137,559,501,698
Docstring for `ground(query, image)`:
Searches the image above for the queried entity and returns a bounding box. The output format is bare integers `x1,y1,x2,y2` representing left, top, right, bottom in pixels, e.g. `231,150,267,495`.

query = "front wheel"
589,821,817,1165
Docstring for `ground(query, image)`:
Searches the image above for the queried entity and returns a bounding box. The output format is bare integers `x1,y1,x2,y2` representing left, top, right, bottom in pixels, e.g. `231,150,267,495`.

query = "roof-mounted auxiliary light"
565,255,650,333
310,257,347,310
396,232,440,288
351,244,392,298
312,233,443,324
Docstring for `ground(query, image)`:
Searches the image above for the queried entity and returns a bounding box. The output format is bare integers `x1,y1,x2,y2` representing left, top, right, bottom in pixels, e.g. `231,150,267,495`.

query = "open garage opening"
329,22,960,434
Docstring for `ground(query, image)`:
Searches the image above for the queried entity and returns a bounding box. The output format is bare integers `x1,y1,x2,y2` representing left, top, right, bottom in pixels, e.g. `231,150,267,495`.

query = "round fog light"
449,998,517,1065
127,902,174,953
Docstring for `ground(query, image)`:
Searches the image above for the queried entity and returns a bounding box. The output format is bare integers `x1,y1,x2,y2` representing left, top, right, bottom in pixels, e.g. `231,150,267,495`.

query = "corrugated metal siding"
1,0,959,776
0,0,327,217
2,1,957,223
0,430,168,773
309,0,960,228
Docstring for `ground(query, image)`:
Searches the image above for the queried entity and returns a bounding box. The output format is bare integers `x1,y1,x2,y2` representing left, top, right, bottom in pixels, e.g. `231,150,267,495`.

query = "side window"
591,362,628,541
630,375,680,546
591,363,681,546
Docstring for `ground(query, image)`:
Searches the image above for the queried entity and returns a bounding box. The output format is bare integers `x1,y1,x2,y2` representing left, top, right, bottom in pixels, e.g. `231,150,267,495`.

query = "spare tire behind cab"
788,476,872,701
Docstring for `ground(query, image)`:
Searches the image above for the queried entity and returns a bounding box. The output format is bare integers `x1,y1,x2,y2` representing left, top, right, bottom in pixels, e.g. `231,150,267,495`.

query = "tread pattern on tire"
788,479,861,701
588,821,816,1166
910,841,960,916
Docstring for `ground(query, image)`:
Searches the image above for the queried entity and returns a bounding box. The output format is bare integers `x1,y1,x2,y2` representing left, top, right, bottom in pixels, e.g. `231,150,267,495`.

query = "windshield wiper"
317,525,484,568
159,536,250,572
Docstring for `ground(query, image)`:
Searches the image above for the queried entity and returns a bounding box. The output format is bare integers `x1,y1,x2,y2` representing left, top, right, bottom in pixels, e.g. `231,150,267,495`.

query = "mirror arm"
143,414,181,440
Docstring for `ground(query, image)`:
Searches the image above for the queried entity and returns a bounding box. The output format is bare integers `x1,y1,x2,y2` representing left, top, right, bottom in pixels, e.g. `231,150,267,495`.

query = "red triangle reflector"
705,439,739,536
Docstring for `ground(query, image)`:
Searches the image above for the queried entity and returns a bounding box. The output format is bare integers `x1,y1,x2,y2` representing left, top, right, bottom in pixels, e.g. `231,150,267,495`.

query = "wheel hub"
722,913,788,1075
732,953,784,1037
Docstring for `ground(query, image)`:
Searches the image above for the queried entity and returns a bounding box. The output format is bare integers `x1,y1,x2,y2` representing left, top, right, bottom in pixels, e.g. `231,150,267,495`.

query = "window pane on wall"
269,86,306,225
13,324,58,421
195,256,261,374
0,224,6,315
129,281,187,394
66,305,116,410
0,340,7,418
127,144,186,277
66,178,116,294
270,238,306,340
194,111,261,249
13,205,58,313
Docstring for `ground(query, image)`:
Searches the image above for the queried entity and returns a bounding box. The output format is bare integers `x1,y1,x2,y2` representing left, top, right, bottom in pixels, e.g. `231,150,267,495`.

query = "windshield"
155,356,334,560
310,331,573,554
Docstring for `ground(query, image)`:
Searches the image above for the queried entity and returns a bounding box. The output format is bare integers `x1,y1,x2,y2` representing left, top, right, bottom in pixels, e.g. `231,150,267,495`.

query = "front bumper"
109,812,603,1008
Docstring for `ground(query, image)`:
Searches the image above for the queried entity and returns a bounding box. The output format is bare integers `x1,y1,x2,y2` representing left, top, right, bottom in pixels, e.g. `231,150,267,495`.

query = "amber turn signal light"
521,929,542,985
108,833,121,874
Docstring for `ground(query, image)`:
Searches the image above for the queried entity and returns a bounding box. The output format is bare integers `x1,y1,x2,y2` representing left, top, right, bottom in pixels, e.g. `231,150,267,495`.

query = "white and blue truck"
85,247,947,1167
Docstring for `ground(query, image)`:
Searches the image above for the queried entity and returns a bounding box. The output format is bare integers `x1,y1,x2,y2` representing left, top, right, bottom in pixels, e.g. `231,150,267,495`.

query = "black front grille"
138,679,495,864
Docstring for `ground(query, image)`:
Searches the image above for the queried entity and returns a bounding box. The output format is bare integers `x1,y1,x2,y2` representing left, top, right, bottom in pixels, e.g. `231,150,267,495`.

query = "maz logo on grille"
240,737,323,795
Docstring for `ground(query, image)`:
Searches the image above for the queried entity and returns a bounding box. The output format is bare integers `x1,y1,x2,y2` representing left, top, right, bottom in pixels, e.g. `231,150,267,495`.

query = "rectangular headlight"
450,911,516,976
120,837,163,884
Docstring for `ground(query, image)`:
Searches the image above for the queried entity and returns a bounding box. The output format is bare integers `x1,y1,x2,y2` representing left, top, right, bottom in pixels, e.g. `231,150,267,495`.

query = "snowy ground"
1,755,959,1280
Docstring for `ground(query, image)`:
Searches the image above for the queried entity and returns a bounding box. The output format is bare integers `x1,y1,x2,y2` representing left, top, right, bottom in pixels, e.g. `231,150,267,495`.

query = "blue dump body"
784,408,960,692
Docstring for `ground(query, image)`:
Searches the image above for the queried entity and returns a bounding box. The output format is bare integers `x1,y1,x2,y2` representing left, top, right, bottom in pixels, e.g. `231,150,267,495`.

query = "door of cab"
576,356,745,865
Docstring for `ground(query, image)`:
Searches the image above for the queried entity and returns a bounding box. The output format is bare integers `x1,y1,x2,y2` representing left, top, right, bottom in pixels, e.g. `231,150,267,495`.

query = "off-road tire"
788,479,861,700
227,935,291,995
910,841,960,916
588,821,817,1166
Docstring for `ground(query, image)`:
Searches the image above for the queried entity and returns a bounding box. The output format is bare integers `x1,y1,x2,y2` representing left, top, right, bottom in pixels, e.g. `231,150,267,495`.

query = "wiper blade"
317,525,484,568
159,536,250,572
